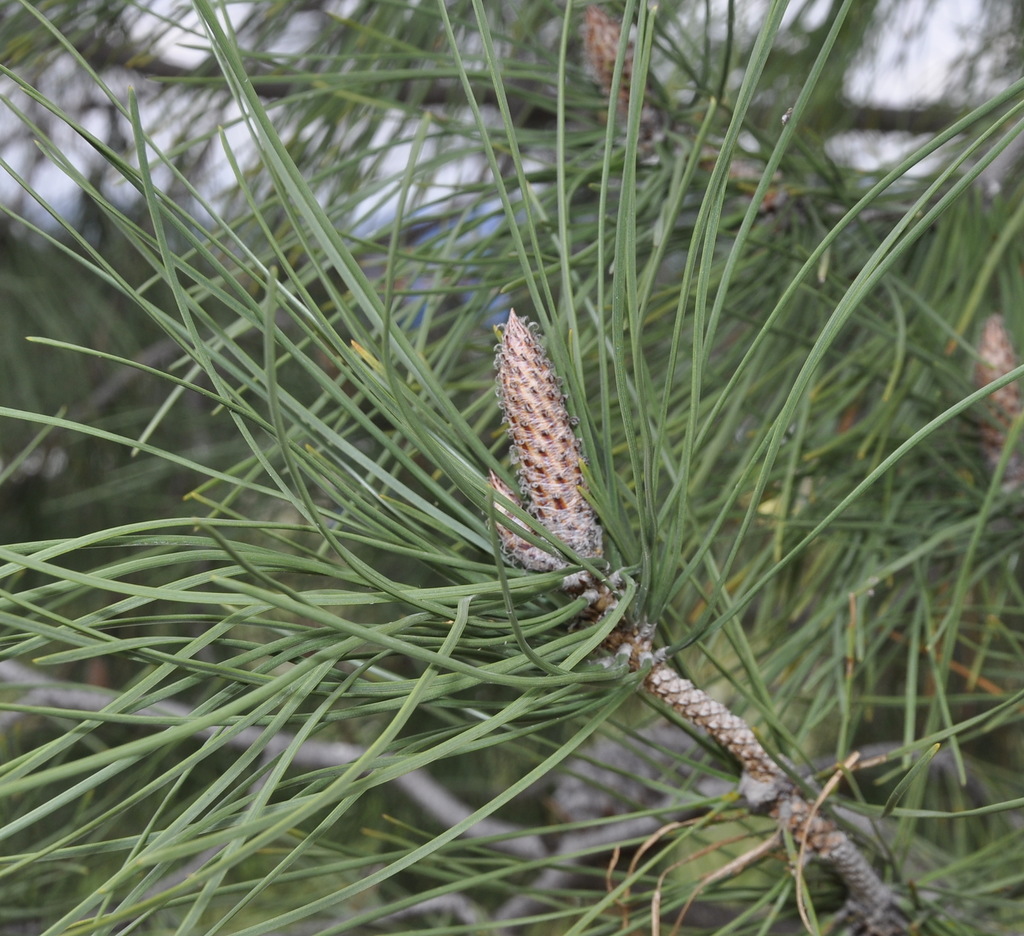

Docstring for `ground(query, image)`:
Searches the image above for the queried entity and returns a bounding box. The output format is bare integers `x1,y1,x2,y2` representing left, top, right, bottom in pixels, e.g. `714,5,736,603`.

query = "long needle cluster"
488,311,906,935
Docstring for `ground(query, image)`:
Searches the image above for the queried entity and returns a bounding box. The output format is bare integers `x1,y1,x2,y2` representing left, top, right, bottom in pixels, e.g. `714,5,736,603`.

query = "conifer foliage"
2,2,1024,935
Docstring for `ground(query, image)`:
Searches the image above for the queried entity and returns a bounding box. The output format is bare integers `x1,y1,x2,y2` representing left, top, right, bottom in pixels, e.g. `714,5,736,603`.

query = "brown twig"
606,627,905,935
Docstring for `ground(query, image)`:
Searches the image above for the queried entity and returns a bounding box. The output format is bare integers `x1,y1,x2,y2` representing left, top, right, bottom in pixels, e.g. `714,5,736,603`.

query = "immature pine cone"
489,310,603,567
581,5,633,119
974,313,1024,489
581,5,663,144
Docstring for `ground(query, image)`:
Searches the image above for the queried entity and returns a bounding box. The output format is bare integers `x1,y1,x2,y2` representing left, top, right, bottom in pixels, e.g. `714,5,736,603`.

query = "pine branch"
490,311,907,935
606,625,906,936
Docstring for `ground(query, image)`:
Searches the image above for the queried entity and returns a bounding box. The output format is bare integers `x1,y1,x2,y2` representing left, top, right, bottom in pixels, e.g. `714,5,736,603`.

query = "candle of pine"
974,313,1024,488
490,310,603,566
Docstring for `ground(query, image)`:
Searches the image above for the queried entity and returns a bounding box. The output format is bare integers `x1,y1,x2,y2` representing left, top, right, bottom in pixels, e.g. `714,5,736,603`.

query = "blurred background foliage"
2,0,1024,934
